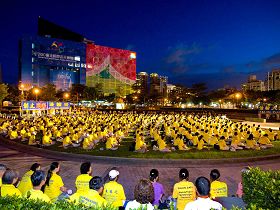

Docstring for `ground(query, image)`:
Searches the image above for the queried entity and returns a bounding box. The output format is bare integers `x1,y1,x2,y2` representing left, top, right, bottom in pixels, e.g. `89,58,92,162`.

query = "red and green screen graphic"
86,44,136,96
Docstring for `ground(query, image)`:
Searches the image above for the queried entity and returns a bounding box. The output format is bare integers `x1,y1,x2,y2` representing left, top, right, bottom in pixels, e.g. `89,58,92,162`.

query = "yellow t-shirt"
70,189,107,207
210,180,228,198
0,178,2,187
172,180,196,210
258,136,271,145
18,170,34,195
44,173,64,202
75,174,92,193
1,184,22,197
102,181,126,207
27,189,51,203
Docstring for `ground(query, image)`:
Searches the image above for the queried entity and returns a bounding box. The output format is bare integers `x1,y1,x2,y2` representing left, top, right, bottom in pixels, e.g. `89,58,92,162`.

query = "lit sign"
21,101,70,110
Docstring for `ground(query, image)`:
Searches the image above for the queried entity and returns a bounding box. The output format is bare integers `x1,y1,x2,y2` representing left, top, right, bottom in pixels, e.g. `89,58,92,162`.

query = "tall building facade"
86,44,136,96
19,17,136,94
267,69,280,91
241,75,265,91
136,72,149,95
19,36,86,90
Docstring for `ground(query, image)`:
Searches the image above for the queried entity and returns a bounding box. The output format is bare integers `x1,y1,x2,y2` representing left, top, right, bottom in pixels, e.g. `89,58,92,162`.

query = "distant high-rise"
241,75,265,92
266,69,280,91
136,72,149,95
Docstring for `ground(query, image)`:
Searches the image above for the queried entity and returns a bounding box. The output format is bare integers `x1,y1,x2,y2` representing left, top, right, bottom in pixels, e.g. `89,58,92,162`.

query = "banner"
21,101,70,110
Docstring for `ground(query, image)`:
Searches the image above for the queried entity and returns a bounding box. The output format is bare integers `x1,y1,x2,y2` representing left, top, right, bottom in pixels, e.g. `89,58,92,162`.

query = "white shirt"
184,197,222,210
125,200,154,210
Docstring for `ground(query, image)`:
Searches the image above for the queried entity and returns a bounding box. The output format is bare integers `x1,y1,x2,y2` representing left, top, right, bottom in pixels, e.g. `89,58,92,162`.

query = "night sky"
1,0,280,90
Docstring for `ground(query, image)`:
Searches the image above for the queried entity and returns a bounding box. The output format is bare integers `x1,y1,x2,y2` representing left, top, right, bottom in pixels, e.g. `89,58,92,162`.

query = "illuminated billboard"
86,44,136,96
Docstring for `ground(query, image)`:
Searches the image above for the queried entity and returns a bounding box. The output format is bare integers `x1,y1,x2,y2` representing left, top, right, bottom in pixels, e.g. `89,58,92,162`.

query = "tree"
7,84,20,105
0,83,9,107
191,83,207,96
70,84,86,102
40,84,57,101
84,86,97,100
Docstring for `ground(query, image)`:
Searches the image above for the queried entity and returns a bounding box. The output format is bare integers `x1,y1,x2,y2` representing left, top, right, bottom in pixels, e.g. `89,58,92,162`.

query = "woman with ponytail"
43,162,69,202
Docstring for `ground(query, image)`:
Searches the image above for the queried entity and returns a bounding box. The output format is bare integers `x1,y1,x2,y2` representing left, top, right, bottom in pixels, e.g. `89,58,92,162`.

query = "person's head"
109,169,119,181
195,176,210,197
134,179,154,204
30,163,41,172
80,162,92,175
31,170,46,188
210,169,220,181
89,176,103,194
248,134,254,140
0,164,7,177
179,168,189,180
149,169,159,182
49,162,60,173
2,169,19,185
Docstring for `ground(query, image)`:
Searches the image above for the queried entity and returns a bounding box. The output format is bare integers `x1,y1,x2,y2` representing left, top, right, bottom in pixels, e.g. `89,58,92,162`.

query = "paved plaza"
0,143,279,200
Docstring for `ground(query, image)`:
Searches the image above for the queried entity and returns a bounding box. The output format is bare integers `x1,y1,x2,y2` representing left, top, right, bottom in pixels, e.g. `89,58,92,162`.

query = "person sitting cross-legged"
184,176,223,210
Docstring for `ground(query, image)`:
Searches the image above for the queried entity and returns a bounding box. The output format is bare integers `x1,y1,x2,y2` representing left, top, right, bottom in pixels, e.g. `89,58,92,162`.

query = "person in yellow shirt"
43,162,68,202
9,128,18,140
18,163,41,195
0,164,7,187
102,169,126,208
1,169,22,197
70,176,107,208
209,169,228,199
258,134,274,149
75,162,93,193
27,170,50,203
172,168,196,210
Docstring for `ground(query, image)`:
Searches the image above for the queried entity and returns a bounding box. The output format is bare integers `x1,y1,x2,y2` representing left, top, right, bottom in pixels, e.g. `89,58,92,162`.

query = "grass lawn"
38,137,280,159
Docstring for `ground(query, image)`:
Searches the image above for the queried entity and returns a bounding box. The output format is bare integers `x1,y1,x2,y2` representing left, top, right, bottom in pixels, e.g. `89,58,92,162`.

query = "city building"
136,72,149,95
241,75,265,91
167,84,176,97
19,17,136,95
266,69,280,91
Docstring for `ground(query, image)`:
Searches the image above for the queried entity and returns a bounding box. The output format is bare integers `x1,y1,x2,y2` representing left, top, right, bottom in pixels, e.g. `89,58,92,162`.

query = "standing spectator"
236,167,250,198
210,169,228,199
18,163,41,195
0,164,7,187
125,179,154,210
102,169,126,208
172,168,196,210
27,170,50,202
0,169,22,197
43,162,68,202
184,177,223,210
75,162,93,193
149,169,165,207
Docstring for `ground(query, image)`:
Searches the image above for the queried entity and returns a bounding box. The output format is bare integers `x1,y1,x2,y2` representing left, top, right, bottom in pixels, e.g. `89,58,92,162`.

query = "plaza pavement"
0,143,279,200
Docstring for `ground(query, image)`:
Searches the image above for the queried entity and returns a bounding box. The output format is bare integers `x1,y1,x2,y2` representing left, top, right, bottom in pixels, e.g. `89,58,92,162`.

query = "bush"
242,167,280,210
0,196,117,210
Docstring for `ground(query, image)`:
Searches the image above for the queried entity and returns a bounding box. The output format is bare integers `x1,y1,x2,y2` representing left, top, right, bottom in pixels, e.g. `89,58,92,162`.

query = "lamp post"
33,88,40,101
219,99,222,108
64,93,70,102
235,93,241,109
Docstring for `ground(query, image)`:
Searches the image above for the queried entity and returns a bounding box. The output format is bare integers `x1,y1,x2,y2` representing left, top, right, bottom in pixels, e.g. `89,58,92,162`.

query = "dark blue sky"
1,0,280,90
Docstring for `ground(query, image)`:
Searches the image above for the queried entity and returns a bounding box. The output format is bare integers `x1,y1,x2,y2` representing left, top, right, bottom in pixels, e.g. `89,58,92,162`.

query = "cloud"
263,53,280,67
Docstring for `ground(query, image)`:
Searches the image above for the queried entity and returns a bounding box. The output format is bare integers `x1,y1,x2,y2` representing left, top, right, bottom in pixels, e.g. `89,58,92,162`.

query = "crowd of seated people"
0,161,249,210
0,109,279,154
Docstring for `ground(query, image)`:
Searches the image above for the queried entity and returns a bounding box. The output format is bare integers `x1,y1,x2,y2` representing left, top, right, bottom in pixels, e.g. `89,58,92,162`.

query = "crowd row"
0,162,247,210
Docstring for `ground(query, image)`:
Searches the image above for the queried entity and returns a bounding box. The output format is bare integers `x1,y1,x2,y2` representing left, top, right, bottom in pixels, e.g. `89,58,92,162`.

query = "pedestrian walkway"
0,144,279,200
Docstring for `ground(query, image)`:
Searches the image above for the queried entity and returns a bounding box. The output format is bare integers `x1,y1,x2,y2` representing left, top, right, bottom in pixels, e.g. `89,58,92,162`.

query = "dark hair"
80,162,91,174
2,169,18,184
149,169,159,181
44,162,59,190
134,179,154,204
195,176,210,196
0,164,7,171
248,134,254,140
179,168,189,180
30,163,41,172
210,169,220,181
31,170,45,187
89,176,103,190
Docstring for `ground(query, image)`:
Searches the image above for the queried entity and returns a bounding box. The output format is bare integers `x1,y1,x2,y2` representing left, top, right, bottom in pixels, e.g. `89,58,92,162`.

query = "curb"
1,136,280,167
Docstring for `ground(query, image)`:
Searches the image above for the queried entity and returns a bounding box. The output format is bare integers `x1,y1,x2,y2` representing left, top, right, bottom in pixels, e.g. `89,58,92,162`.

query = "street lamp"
219,99,222,108
64,93,70,101
19,84,25,100
33,88,40,101
235,93,241,108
